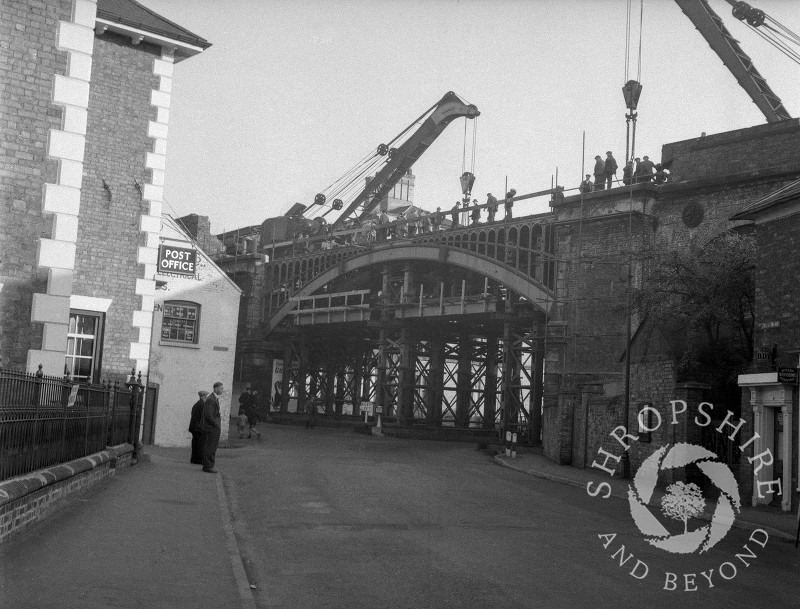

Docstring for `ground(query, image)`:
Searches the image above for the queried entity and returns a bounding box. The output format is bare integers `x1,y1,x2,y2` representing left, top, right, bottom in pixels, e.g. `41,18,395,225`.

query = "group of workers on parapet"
444,188,517,228
364,188,519,244
297,152,673,252
580,151,670,193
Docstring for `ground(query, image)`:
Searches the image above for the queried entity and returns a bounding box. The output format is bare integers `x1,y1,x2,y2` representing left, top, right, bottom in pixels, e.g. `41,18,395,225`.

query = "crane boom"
675,0,791,123
331,91,479,229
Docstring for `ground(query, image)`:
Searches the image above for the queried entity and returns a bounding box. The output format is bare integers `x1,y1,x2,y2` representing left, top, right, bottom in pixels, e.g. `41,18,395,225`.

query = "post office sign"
158,245,196,276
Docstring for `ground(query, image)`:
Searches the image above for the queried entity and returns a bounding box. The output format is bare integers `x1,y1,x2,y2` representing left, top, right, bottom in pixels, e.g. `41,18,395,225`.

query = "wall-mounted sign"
778,367,798,384
158,245,196,276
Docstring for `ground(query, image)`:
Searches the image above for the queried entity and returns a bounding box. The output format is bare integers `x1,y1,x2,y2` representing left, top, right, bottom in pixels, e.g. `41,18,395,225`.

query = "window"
637,402,654,443
65,311,104,382
161,301,200,344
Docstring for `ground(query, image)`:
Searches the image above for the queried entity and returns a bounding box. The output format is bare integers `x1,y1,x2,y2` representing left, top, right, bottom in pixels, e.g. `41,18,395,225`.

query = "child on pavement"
237,410,249,439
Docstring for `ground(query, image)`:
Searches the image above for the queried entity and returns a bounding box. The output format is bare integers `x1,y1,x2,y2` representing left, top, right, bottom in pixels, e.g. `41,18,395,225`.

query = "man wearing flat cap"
188,390,208,465
604,151,618,190
593,155,605,191
201,382,224,473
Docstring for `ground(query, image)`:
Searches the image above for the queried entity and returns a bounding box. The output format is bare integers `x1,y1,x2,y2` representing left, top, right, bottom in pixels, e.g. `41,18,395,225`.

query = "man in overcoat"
593,155,605,191
188,390,208,464
604,151,618,189
201,382,223,473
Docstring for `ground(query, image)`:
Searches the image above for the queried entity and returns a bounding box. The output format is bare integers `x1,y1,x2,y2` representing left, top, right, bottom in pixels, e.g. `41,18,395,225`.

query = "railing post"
60,374,70,464
83,384,90,456
125,369,145,459
110,381,119,445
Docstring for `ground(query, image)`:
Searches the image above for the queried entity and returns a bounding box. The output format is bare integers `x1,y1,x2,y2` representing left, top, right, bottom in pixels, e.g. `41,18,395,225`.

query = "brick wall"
546,119,800,467
745,206,800,508
0,0,71,370
752,211,800,368
662,120,800,183
174,213,225,256
74,31,160,378
0,443,133,544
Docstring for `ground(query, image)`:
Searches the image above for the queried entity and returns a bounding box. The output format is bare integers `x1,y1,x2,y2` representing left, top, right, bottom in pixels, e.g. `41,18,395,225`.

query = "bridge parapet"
265,214,559,325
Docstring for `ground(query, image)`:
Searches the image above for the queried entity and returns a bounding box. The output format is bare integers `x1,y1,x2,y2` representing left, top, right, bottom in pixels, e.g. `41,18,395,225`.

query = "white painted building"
146,216,241,447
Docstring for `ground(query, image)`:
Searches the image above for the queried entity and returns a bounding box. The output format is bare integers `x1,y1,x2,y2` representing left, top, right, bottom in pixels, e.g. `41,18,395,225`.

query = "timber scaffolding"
219,185,636,445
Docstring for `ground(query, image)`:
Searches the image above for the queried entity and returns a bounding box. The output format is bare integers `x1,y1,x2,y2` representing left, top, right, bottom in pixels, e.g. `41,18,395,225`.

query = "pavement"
1,435,797,608
0,443,257,609
495,449,800,543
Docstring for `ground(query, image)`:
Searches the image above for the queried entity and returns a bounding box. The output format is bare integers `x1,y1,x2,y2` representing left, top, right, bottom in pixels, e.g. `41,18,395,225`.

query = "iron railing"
0,368,137,481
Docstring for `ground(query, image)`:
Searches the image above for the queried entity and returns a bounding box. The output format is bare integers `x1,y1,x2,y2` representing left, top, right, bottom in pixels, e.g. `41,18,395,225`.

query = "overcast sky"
143,0,800,233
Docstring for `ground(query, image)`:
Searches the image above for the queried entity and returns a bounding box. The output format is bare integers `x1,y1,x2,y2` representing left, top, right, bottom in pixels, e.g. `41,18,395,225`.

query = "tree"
661,481,705,534
631,231,756,396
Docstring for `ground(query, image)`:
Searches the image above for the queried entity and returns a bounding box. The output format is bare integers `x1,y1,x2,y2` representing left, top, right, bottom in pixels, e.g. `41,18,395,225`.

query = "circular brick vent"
682,202,704,228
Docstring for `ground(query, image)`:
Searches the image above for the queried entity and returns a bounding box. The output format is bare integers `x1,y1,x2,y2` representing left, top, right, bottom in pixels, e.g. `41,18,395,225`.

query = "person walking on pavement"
593,155,605,191
305,398,317,429
201,382,223,473
245,389,262,439
604,151,618,189
188,390,208,464
486,193,498,222
237,409,249,439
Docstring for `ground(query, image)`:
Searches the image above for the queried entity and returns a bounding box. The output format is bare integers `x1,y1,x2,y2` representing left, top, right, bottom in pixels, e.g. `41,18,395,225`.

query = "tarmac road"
220,426,800,609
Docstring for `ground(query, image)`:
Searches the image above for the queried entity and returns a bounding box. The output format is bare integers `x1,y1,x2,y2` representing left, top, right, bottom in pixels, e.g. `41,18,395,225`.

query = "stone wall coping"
0,444,133,508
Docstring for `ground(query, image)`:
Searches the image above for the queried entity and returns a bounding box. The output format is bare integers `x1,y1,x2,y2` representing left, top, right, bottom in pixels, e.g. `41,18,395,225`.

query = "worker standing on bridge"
431,207,442,231
639,155,655,182
470,200,480,225
420,214,431,234
633,157,647,183
450,202,460,228
622,161,634,185
579,175,593,194
505,189,516,219
593,155,605,191
486,193,498,222
604,151,618,189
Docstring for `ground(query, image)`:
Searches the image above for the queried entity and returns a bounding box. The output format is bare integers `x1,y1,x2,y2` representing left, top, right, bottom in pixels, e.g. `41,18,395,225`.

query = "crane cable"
471,117,478,176
750,22,800,65
623,0,644,162
624,0,631,82
306,98,446,221
462,118,467,176
636,0,644,81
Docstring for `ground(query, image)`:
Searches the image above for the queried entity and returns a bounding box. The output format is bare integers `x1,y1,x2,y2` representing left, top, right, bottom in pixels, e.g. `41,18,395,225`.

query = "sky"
143,0,800,233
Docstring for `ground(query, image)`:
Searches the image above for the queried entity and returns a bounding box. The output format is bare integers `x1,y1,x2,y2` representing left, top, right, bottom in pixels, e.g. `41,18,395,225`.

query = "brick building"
146,215,240,447
544,120,800,503
0,0,209,386
733,179,800,512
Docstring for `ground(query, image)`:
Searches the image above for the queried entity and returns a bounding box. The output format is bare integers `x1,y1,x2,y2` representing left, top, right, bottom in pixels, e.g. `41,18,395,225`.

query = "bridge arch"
268,243,556,331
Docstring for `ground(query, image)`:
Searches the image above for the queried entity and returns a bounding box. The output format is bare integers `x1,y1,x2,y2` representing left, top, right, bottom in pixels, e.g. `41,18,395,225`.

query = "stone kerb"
0,443,134,544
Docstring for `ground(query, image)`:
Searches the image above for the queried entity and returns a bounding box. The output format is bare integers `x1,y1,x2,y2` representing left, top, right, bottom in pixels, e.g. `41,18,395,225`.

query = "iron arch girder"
268,244,556,332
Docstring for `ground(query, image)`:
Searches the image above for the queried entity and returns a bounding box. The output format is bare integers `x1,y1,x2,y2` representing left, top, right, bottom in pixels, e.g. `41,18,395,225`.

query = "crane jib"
331,93,480,229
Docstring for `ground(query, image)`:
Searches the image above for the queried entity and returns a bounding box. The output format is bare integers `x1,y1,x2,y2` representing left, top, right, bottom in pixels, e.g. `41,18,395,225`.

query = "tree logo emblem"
627,443,741,554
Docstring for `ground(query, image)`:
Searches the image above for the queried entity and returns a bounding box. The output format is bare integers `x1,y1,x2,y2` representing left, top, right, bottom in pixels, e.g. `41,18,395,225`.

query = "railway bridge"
223,203,574,444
